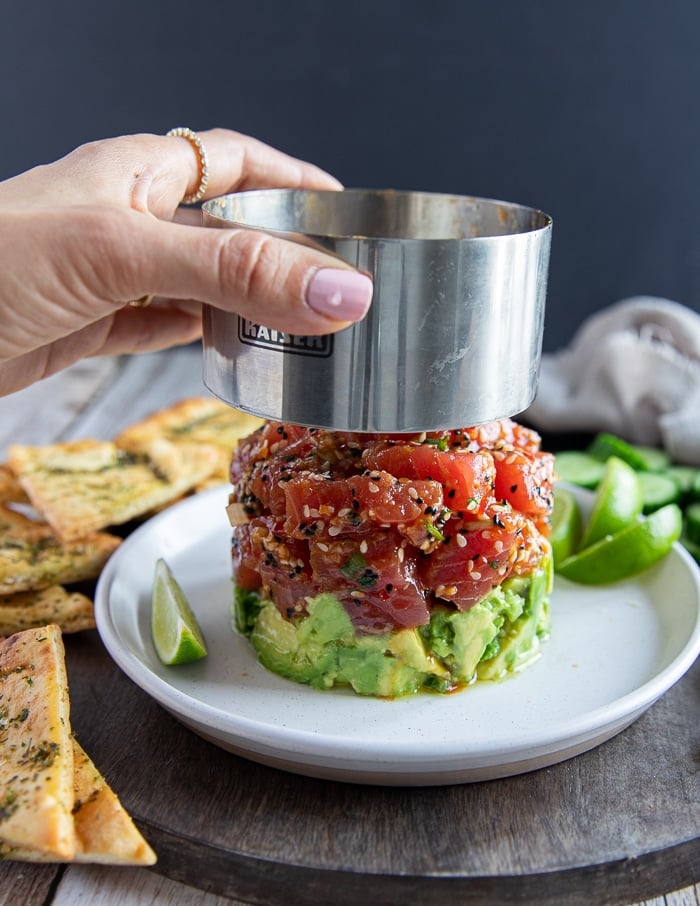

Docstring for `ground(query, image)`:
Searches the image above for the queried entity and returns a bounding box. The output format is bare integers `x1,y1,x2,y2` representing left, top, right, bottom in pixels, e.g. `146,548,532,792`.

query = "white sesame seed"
455,533,467,548
359,540,368,554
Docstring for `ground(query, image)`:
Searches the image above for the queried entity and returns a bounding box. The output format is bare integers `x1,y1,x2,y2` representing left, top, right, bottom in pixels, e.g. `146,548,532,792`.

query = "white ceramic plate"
95,486,700,785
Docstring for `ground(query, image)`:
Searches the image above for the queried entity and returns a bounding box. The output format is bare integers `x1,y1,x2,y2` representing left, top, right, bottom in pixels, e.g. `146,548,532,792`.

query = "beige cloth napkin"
525,297,700,466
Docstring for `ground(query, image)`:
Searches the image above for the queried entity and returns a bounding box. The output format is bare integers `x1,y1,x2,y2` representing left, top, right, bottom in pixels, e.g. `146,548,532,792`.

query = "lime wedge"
151,558,208,665
556,504,682,585
550,487,582,566
580,456,643,548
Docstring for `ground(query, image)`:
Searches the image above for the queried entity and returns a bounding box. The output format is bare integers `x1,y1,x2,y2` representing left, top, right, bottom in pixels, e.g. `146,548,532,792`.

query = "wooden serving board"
1,349,698,906
65,628,698,906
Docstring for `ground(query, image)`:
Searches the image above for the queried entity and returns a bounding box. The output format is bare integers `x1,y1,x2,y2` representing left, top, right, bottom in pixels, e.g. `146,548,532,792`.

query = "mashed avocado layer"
233,561,552,697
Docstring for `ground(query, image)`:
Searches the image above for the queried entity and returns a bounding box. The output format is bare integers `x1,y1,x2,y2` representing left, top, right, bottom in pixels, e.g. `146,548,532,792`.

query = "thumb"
116,209,374,335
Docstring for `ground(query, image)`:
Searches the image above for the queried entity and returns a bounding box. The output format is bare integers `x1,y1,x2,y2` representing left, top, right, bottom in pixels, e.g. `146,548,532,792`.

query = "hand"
0,128,373,395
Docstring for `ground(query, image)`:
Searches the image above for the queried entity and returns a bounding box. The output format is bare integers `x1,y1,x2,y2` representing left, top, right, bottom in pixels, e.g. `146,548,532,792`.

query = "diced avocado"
249,596,346,688
387,628,449,679
336,637,427,698
234,562,552,697
420,604,500,685
233,585,264,635
296,592,355,645
476,564,551,681
336,628,451,698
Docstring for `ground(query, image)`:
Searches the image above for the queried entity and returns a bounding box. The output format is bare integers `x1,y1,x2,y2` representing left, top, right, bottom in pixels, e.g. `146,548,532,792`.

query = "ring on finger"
128,294,154,308
166,126,210,205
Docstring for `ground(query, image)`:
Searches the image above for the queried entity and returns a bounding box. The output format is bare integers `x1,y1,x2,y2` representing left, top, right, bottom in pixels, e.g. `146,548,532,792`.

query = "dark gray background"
2,1,698,351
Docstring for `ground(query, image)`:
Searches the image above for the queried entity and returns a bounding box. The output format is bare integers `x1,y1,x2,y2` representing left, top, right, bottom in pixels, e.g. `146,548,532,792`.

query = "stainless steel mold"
201,188,552,432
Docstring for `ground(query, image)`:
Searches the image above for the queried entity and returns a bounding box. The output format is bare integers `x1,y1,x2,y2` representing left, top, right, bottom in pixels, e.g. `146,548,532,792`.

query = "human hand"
0,128,373,395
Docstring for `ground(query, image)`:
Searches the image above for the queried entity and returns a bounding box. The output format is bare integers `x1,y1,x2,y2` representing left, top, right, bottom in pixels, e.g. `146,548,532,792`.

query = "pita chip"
0,626,156,865
0,502,120,595
0,586,95,637
0,625,75,859
69,738,156,865
7,438,218,542
116,397,263,487
0,464,28,505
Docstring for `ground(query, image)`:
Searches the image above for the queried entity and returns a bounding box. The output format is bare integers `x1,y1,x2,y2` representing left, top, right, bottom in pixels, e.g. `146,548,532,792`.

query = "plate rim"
95,485,700,774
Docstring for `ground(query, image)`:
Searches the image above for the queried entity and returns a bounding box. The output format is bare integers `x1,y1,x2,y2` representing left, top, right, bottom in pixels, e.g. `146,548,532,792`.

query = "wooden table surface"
0,346,698,906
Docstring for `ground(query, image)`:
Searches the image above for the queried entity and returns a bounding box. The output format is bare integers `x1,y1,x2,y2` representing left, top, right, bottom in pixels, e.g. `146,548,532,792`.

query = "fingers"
195,128,343,194
0,129,342,220
153,128,342,214
0,205,372,377
101,208,373,336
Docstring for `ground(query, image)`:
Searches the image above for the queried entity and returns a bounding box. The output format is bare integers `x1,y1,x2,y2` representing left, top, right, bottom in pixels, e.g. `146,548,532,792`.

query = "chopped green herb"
425,522,446,542
19,741,59,770
0,790,18,822
340,551,367,580
423,437,449,452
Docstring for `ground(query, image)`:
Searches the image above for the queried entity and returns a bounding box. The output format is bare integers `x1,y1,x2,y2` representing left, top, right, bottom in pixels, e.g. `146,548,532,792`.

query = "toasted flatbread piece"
0,503,120,595
0,464,28,504
0,586,94,637
116,397,263,487
0,625,75,859
7,439,218,542
0,738,156,865
69,738,156,865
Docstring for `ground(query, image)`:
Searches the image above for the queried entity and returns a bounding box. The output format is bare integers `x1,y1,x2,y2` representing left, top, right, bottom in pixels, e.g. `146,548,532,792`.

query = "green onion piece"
340,551,367,580
423,437,449,452
425,522,446,542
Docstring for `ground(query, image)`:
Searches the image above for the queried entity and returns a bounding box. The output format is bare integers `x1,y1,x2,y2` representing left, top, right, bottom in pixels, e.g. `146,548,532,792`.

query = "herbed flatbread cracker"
1,738,156,865
0,464,28,504
0,625,75,859
0,625,155,865
0,502,120,595
7,438,219,542
69,738,156,865
116,397,263,487
0,586,95,636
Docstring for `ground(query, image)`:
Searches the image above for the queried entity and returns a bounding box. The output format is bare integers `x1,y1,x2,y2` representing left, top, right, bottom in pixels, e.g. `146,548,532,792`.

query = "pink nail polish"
306,269,373,321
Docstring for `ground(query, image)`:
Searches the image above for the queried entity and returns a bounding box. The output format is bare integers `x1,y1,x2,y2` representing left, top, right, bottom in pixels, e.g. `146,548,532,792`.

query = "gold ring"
128,294,154,308
166,126,210,205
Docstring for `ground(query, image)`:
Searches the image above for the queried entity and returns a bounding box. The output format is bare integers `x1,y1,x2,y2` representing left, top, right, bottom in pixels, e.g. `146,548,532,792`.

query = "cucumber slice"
628,444,671,472
587,433,655,471
665,465,700,500
681,532,700,564
685,502,700,546
554,451,606,489
637,471,682,514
